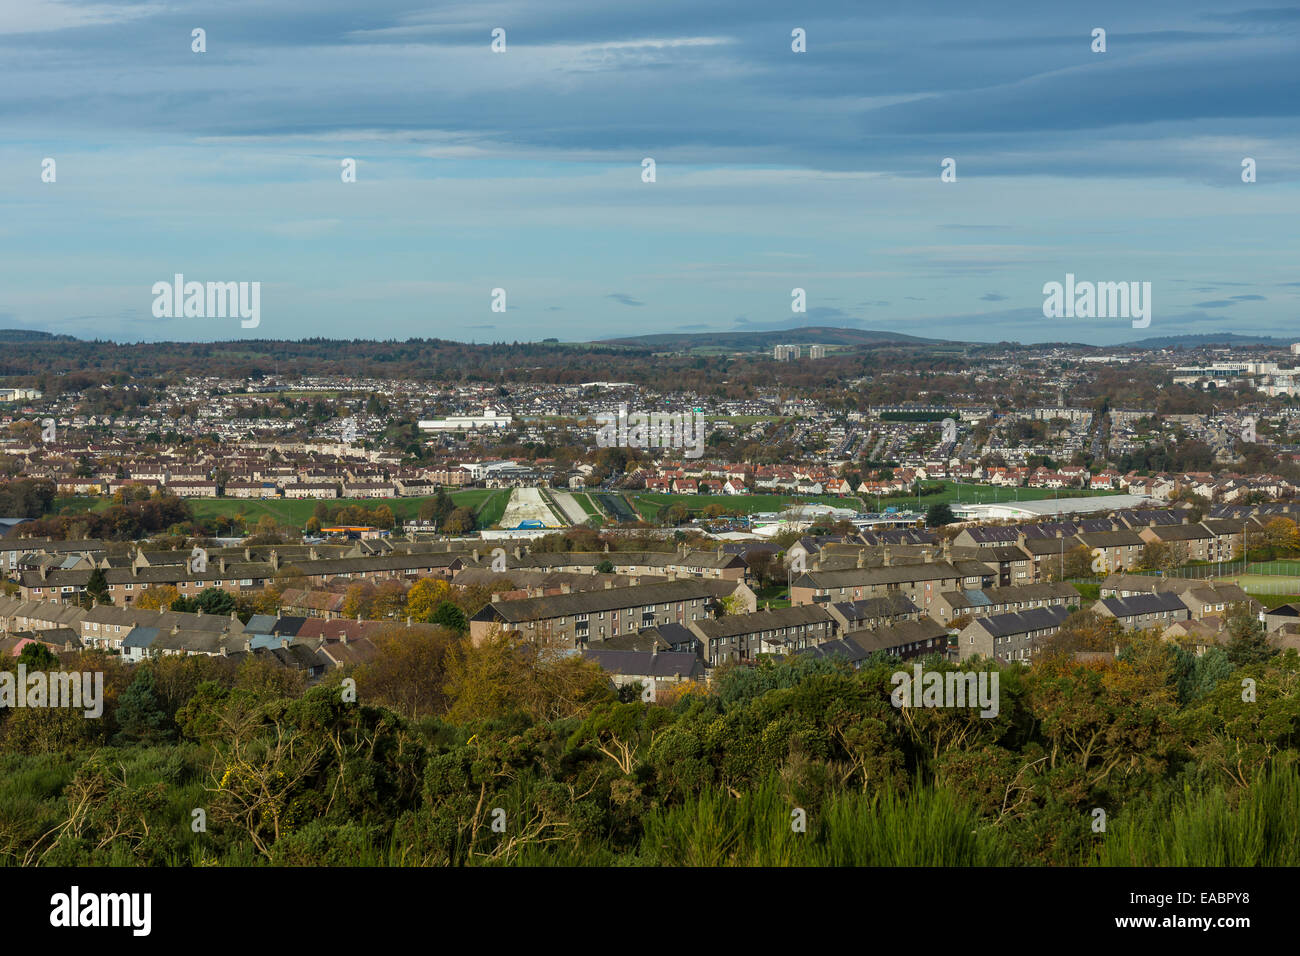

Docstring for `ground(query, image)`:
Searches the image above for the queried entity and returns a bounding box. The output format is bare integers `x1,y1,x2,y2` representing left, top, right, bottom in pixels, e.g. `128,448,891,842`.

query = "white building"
418,406,512,431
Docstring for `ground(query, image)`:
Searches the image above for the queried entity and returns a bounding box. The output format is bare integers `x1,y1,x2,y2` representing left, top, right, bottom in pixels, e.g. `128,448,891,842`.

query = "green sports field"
629,493,867,522
53,490,500,528
1225,574,1300,598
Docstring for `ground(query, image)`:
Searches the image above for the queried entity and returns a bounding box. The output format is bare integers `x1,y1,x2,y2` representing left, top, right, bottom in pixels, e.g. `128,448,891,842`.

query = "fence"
1164,559,1300,597
1060,560,1300,597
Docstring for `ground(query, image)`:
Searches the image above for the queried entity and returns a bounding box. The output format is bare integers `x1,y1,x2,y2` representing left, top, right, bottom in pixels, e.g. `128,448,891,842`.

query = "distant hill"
0,329,78,344
1124,332,1295,349
597,325,952,351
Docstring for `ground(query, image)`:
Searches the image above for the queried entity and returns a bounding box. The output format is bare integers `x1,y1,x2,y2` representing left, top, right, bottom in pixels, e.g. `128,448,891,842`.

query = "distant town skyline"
1,0,1296,345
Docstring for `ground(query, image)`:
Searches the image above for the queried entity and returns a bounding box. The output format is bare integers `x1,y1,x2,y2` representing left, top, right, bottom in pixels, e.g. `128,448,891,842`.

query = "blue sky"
1,0,1297,345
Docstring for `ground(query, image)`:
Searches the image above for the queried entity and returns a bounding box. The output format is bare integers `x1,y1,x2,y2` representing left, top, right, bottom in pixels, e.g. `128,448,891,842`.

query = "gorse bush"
0,639,1296,866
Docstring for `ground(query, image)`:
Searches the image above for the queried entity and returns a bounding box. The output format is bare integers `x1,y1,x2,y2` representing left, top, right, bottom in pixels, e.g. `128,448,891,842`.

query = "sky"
0,0,1297,346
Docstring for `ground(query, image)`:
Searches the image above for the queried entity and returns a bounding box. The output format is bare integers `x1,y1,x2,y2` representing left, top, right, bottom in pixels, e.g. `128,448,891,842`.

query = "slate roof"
582,648,704,680
848,617,949,653
970,604,1071,639
122,626,161,650
828,594,919,622
1098,593,1188,618
793,561,963,589
693,604,833,640
796,638,870,664
475,580,727,623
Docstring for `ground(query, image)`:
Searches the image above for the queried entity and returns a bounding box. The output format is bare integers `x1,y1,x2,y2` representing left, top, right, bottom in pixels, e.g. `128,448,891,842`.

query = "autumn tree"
1062,544,1095,580
404,577,451,622
1261,517,1300,555
136,585,180,611
443,633,615,724
341,581,376,619
354,624,457,719
442,507,475,535
371,579,409,620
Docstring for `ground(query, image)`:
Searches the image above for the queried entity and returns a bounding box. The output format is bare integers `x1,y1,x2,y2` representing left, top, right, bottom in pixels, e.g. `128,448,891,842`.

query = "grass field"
1070,581,1101,602
54,490,500,528
1252,593,1300,610
1171,560,1300,601
590,492,639,522
871,483,1123,511
629,493,867,522
471,489,511,528
51,496,105,515
753,585,791,608
1225,574,1300,597
51,480,1125,532
1247,560,1300,576
239,389,350,398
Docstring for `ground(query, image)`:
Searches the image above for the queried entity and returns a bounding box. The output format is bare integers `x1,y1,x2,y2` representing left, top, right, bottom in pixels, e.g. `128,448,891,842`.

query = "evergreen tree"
1224,603,1274,665
195,587,237,617
430,601,468,633
114,666,175,744
17,641,59,670
85,567,110,605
